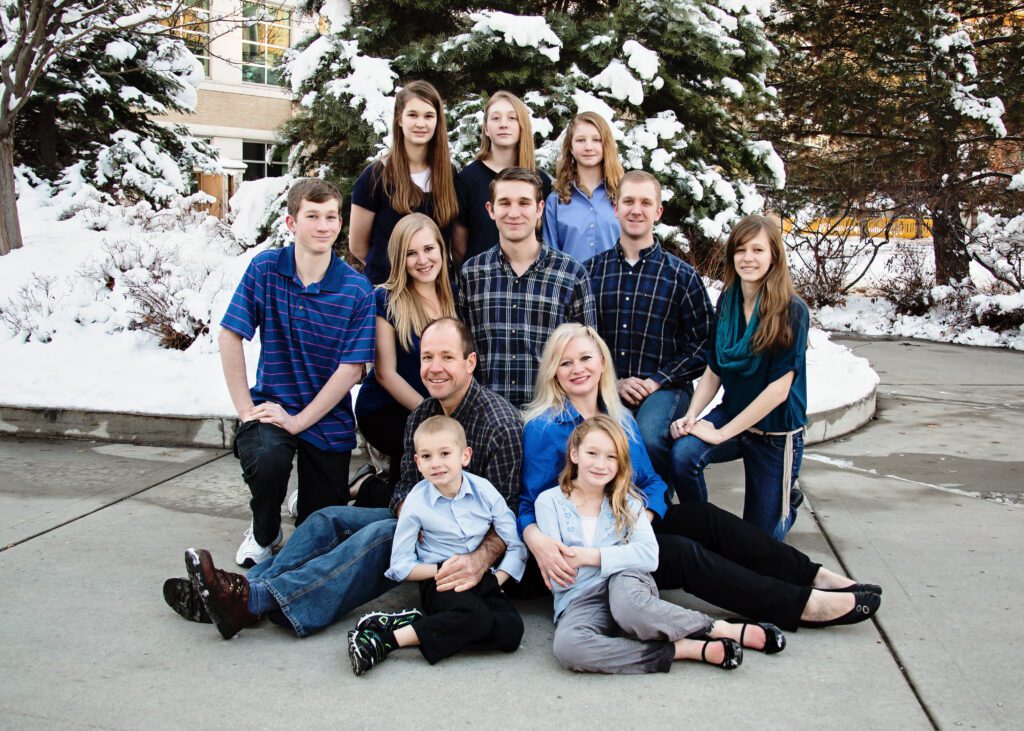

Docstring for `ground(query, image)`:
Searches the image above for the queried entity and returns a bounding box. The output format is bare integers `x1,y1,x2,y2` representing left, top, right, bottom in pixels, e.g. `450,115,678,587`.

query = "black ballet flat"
801,590,881,628
348,463,376,489
724,618,786,654
821,582,883,596
701,638,743,670
790,486,805,510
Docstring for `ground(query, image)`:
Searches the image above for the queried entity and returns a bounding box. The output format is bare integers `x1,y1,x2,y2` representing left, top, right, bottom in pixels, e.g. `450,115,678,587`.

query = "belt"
745,426,804,521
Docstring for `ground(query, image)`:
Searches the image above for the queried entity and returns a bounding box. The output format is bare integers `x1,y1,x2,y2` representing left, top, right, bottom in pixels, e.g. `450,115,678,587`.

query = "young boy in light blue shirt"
347,415,526,675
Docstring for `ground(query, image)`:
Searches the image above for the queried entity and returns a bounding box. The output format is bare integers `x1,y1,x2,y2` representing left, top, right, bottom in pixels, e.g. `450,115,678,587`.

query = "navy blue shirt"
351,161,457,285
708,296,810,432
455,160,553,262
587,241,714,388
355,287,429,418
221,247,376,452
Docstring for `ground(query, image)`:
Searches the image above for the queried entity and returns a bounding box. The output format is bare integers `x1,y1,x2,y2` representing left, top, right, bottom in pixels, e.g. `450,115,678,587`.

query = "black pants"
233,421,351,546
356,402,409,489
652,502,818,630
413,572,524,665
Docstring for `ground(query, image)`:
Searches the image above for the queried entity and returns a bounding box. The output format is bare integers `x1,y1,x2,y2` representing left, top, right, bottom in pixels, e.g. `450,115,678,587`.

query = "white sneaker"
235,521,283,568
287,489,299,518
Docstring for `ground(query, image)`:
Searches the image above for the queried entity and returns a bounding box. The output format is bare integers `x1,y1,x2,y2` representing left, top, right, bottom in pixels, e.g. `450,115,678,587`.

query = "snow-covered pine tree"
768,0,1024,285
15,17,218,206
279,0,784,267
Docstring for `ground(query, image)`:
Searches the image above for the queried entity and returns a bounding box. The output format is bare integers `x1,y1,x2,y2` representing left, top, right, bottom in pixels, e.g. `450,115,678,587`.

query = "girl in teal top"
669,215,809,541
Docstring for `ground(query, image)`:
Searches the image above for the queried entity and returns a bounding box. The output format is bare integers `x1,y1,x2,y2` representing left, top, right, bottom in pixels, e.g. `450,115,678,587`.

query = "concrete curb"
0,405,237,448
0,383,876,449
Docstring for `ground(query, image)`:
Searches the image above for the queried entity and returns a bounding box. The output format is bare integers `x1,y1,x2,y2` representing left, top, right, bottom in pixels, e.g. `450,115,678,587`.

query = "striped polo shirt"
221,246,375,452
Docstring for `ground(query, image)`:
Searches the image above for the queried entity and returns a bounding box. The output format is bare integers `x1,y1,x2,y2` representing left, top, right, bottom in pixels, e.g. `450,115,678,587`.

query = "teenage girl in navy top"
669,215,810,541
542,112,624,263
354,213,456,506
452,90,552,266
350,80,458,285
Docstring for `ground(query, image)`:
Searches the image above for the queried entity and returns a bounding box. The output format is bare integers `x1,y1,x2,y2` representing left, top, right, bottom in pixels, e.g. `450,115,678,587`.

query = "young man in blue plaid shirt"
458,167,596,408
586,171,714,499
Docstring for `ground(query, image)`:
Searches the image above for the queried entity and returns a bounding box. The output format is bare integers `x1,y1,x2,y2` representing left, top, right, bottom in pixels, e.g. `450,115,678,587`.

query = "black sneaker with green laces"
348,628,393,676
355,608,423,635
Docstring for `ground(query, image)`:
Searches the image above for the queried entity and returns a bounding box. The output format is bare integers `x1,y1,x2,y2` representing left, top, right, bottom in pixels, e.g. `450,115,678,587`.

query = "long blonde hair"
722,214,799,353
381,213,456,350
475,91,540,171
558,416,642,540
378,80,458,228
522,323,630,432
552,112,624,204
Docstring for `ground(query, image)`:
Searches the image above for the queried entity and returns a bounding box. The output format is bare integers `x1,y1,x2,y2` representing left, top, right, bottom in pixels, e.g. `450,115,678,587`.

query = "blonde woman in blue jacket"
535,416,777,673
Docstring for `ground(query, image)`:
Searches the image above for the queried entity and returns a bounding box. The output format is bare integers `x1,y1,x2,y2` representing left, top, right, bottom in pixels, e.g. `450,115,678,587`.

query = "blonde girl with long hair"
354,213,456,506
534,416,756,673
452,90,553,266
350,80,458,285
519,323,881,634
542,112,625,262
669,215,809,541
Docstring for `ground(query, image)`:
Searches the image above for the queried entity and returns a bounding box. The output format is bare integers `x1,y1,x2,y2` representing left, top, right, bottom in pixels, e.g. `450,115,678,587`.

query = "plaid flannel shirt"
586,241,714,388
458,244,596,408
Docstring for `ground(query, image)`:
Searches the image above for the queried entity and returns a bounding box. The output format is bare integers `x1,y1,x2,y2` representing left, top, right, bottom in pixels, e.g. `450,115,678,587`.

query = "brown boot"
185,548,259,640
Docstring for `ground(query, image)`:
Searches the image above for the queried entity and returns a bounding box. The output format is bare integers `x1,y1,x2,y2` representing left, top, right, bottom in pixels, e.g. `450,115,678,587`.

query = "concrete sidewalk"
0,337,1020,729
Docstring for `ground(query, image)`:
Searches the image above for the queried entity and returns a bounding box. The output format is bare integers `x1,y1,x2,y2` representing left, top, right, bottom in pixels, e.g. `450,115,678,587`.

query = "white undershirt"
410,168,432,192
580,515,599,546
624,256,640,266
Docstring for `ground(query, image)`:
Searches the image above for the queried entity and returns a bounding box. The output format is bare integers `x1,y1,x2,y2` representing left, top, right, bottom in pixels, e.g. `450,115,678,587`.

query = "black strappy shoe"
724,618,786,654
700,638,743,670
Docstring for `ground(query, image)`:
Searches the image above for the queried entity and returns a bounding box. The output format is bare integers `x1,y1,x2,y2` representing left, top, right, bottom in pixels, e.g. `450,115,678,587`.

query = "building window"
242,2,291,86
162,0,211,75
242,141,287,181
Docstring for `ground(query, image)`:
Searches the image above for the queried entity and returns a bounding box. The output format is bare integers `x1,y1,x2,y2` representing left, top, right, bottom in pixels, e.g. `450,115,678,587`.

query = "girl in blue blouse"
542,112,623,262
354,214,456,506
670,215,809,541
521,323,881,632
536,415,759,673
349,81,459,285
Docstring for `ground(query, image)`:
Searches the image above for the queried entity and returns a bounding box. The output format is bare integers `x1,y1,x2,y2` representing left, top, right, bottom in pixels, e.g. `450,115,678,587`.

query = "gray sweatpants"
552,570,714,674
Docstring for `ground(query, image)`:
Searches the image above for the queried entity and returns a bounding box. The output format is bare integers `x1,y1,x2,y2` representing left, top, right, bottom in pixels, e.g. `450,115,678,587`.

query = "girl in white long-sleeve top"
535,416,784,673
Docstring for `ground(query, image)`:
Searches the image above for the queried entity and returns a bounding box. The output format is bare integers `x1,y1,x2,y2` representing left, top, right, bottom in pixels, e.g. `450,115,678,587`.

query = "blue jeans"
634,387,693,499
669,405,804,541
247,506,398,637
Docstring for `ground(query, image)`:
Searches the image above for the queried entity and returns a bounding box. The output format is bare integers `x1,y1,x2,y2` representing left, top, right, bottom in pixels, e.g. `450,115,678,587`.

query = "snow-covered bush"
970,212,1024,291
229,176,293,249
973,292,1024,333
0,275,62,342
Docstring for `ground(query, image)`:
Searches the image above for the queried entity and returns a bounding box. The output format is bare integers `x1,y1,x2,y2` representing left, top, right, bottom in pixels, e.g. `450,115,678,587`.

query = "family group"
163,80,882,678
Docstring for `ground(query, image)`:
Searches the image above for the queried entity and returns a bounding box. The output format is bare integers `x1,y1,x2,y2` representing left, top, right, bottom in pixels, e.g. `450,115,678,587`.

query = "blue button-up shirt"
519,402,670,536
542,182,620,263
535,488,658,621
220,247,375,452
457,245,596,408
386,471,527,583
587,241,714,388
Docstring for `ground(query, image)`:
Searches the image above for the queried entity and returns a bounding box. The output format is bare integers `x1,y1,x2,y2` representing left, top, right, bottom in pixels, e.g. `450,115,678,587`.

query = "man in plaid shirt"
458,167,596,408
586,170,714,499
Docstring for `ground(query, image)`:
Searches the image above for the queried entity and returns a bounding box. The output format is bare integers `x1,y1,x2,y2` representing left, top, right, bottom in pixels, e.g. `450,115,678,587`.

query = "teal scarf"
715,285,763,376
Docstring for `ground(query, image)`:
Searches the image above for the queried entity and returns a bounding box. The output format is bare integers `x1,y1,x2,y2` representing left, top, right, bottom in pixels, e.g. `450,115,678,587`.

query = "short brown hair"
421,316,476,358
287,178,342,217
488,166,543,204
617,170,662,203
414,415,468,450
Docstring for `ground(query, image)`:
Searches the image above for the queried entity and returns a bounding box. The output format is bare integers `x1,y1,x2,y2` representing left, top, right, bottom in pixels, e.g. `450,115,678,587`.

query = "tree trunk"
930,188,970,285
0,132,23,256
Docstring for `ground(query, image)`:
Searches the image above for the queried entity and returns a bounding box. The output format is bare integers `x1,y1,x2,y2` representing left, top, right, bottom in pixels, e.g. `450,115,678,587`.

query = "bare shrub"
876,244,935,316
0,275,59,341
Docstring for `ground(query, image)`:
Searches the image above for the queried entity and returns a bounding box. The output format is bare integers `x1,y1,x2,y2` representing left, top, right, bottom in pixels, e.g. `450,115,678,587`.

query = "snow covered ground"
0,176,878,418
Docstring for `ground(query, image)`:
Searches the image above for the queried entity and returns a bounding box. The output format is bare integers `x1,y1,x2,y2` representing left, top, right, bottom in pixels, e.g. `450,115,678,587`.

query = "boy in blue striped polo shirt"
219,178,375,567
